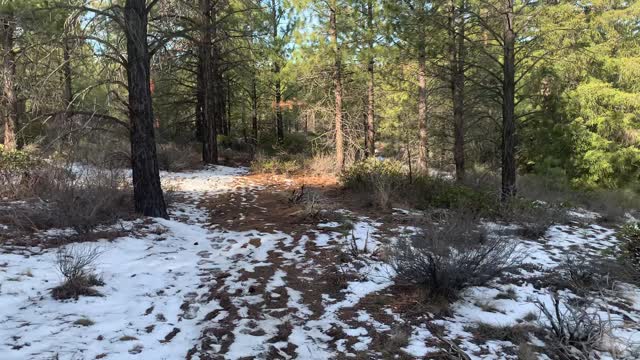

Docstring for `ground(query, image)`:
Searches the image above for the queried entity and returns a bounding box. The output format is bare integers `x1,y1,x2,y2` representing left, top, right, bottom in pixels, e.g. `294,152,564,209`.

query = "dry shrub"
52,244,104,300
466,322,537,345
0,162,132,234
535,292,610,360
390,213,522,301
157,143,202,172
305,153,337,176
501,200,568,240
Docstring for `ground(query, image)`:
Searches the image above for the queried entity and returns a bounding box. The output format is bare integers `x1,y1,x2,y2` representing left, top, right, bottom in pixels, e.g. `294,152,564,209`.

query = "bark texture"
1,11,17,150
125,0,168,218
501,0,517,200
417,48,428,174
330,4,344,170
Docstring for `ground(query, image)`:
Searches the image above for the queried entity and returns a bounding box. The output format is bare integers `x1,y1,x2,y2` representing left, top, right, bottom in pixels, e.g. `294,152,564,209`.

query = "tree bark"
330,3,344,170
451,0,466,181
200,0,218,164
365,0,375,157
417,47,428,174
251,74,258,146
124,0,167,218
271,0,284,143
1,11,17,151
61,20,74,123
501,0,517,200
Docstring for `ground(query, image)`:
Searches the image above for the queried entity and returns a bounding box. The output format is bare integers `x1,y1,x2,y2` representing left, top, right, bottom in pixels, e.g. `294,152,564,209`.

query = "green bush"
217,135,233,149
250,153,303,175
341,158,406,191
280,133,309,154
0,145,38,172
618,222,640,271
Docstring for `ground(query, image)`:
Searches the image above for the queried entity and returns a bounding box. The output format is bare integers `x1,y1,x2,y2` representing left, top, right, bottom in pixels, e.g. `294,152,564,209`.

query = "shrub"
157,143,201,172
305,153,337,176
0,145,40,198
413,176,498,214
535,292,610,359
618,222,640,271
501,200,568,240
341,158,406,191
390,214,522,301
52,245,104,300
250,152,303,175
0,163,132,234
281,133,309,154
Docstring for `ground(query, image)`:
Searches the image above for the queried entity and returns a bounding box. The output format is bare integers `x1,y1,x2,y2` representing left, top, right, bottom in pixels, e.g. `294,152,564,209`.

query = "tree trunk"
271,0,284,143
501,0,517,200
124,0,167,218
451,0,465,181
365,0,375,157
62,21,74,123
199,0,218,164
1,12,17,151
417,47,428,174
251,75,258,146
330,4,344,170
226,76,231,135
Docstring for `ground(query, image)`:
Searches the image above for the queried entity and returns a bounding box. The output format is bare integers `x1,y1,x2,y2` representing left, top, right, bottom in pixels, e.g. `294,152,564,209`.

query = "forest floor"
1,166,640,359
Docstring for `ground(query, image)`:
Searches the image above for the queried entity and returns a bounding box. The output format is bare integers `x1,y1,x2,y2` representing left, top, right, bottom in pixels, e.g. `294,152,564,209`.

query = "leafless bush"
52,245,104,300
390,214,523,301
0,162,132,234
535,292,610,359
372,173,394,209
305,153,337,176
502,201,568,240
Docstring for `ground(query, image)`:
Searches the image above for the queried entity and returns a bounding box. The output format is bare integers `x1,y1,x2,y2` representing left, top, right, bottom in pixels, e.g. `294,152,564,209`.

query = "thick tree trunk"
417,48,428,174
271,0,284,143
451,0,466,181
501,0,517,200
365,0,375,157
201,0,218,164
1,12,17,151
124,0,167,218
330,4,344,170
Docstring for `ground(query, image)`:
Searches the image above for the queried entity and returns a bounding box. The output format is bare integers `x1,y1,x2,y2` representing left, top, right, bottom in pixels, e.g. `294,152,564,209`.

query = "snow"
2,164,640,359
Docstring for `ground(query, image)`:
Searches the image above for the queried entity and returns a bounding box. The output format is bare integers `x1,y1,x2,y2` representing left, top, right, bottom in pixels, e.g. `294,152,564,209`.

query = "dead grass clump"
465,322,536,345
390,213,522,301
535,292,611,359
381,325,411,356
305,153,337,176
51,245,104,300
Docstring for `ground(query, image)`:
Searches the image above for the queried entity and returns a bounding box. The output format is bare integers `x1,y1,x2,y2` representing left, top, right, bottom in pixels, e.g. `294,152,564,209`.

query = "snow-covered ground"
1,166,639,359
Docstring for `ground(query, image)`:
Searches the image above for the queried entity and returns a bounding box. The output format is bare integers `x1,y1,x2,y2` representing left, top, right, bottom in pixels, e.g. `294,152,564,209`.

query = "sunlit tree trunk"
417,46,428,174
330,3,344,170
365,0,375,157
1,11,17,151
